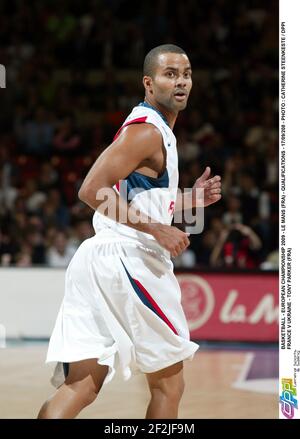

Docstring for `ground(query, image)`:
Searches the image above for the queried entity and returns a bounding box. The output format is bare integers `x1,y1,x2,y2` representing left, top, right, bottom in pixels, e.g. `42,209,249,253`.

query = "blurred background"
0,0,279,418
0,0,278,270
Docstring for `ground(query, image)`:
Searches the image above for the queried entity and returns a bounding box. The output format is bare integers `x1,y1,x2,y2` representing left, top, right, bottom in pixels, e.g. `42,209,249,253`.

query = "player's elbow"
78,184,99,211
78,183,93,204
78,180,110,206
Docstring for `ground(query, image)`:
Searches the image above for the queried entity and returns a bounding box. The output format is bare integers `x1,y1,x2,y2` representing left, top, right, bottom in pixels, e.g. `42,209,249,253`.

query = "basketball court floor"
0,341,278,419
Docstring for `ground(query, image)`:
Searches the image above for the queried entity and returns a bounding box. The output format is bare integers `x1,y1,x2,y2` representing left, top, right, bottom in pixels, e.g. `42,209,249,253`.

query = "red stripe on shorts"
133,277,179,335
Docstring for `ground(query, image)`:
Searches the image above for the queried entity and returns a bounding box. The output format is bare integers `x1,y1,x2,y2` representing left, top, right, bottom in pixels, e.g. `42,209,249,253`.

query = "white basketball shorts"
46,228,199,388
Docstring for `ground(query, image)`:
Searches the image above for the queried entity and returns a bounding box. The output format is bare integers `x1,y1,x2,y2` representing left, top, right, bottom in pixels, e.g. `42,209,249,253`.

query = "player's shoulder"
110,122,161,161
127,103,166,127
114,103,166,148
125,119,161,134
118,121,162,146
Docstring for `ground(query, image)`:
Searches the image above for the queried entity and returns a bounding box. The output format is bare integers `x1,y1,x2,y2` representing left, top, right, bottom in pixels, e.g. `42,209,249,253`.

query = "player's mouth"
173,90,187,102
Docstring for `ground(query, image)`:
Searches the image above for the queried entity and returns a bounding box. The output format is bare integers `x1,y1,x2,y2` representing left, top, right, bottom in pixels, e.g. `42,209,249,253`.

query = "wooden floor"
0,343,278,419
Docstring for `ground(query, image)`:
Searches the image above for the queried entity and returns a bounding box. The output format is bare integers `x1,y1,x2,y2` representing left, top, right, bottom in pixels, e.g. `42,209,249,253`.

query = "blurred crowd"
0,0,278,269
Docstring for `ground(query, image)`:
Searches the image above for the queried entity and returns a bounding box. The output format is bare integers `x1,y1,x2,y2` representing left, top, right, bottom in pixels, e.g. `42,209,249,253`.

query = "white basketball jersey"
92,102,178,247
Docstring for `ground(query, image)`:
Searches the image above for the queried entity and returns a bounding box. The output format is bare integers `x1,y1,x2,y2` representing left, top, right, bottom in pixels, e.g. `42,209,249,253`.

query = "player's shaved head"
143,44,187,77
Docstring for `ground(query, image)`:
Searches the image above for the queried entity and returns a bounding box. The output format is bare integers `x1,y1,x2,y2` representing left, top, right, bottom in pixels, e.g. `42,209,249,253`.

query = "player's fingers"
183,235,190,247
209,194,222,201
197,166,211,184
203,177,220,188
203,179,213,187
211,181,221,188
169,241,180,256
209,188,222,195
171,247,180,257
210,179,221,188
177,241,186,252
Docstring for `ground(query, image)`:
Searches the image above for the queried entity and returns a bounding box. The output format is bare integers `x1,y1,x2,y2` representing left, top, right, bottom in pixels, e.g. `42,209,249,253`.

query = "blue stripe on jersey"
119,169,169,202
138,101,170,127
120,258,179,335
120,259,159,316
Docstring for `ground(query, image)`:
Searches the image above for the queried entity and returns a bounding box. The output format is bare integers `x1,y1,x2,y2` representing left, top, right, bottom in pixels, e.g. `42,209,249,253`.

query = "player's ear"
143,76,153,94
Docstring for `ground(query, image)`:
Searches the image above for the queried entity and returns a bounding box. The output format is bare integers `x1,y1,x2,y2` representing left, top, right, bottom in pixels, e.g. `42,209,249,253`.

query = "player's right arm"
78,123,189,257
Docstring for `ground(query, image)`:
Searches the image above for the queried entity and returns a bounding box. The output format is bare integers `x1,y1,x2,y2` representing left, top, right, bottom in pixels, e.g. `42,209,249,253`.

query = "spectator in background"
238,172,260,225
195,229,217,266
41,189,70,229
189,217,222,267
0,0,278,269
222,155,244,195
47,230,76,268
23,179,47,214
260,249,279,271
210,223,262,269
15,243,32,267
173,248,196,268
37,162,59,192
222,194,243,226
53,116,81,154
176,127,200,165
69,219,94,248
0,228,19,266
0,166,18,214
24,224,46,264
264,142,278,187
0,142,19,214
23,107,55,156
244,113,277,154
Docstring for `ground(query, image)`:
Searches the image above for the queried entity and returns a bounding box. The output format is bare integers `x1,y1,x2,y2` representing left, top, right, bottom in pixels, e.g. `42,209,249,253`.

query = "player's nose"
175,75,188,89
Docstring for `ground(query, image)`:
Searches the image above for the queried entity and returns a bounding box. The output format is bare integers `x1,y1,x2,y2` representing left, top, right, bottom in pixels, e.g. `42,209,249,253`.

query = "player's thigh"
64,358,109,394
146,361,185,399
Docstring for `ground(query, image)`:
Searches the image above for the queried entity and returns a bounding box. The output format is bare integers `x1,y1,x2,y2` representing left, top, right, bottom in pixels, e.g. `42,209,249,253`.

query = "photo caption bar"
103,422,195,437
279,0,300,420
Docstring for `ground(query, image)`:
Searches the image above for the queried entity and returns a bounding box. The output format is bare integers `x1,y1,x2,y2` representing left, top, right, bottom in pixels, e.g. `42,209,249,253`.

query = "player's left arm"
174,166,222,211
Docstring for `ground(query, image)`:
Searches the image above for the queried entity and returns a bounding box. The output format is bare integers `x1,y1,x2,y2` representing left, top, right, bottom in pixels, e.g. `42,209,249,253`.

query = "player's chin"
173,100,188,111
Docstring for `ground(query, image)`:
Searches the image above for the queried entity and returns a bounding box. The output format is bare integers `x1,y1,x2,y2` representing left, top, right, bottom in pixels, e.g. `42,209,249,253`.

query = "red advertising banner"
176,272,279,342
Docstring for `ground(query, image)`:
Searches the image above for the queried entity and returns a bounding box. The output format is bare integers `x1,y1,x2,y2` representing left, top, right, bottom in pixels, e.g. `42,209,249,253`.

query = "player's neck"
143,98,177,130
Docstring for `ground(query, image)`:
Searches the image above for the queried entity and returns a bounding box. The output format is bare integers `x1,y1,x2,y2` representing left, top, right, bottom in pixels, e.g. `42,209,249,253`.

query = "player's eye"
166,71,175,77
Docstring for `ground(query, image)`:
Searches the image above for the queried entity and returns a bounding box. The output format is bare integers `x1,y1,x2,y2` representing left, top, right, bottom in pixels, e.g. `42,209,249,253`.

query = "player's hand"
192,167,222,207
149,224,190,257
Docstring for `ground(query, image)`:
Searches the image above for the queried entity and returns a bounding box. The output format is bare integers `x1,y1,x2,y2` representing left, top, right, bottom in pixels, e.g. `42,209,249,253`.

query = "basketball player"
38,44,222,419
